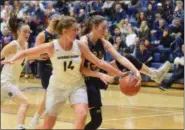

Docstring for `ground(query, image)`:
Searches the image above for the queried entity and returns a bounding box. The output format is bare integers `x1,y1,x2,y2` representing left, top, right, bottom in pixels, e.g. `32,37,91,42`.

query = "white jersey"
1,40,26,84
50,39,84,84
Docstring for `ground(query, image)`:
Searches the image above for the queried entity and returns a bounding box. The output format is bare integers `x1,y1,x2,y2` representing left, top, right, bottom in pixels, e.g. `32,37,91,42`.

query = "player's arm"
101,38,141,80
78,40,123,77
1,41,17,60
80,55,114,84
35,32,45,46
34,31,50,60
1,42,54,64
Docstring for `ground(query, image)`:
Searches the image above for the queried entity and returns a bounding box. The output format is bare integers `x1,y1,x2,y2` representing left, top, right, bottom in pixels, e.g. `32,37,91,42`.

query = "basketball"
119,73,141,96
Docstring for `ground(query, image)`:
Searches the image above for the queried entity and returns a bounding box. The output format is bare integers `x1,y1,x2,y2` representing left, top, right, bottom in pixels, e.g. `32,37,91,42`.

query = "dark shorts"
39,61,52,90
85,78,108,108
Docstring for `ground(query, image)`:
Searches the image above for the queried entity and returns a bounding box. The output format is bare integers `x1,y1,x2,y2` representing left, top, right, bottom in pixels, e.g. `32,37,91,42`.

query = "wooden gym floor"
1,78,184,129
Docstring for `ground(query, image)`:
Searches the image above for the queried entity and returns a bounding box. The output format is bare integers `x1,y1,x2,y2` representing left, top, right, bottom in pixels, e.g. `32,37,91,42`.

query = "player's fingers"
120,72,129,78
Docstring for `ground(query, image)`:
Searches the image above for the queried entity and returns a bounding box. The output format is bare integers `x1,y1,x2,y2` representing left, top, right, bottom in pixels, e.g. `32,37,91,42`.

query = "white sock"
144,68,154,77
32,113,40,121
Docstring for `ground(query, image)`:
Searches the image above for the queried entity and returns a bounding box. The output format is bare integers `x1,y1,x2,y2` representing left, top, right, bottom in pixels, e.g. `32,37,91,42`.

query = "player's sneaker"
151,61,171,84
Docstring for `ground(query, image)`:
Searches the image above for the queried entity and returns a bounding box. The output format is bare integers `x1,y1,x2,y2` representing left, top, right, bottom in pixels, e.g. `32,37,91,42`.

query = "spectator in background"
136,11,146,26
156,3,165,19
101,0,114,20
133,39,152,64
157,18,168,40
0,17,8,33
113,4,127,23
160,44,184,89
106,36,126,62
91,0,103,13
125,27,137,52
114,36,127,52
1,5,11,20
145,3,155,28
76,9,86,23
119,18,131,36
128,0,141,16
160,28,175,48
112,27,125,43
54,0,69,15
150,14,164,43
69,7,77,18
45,2,55,15
169,17,183,39
27,1,36,19
138,20,150,40
149,0,158,12
163,0,174,23
35,2,45,23
174,0,184,21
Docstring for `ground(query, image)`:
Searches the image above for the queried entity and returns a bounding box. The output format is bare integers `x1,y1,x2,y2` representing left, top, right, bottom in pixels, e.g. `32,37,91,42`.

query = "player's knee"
21,100,30,109
91,109,102,127
93,114,102,127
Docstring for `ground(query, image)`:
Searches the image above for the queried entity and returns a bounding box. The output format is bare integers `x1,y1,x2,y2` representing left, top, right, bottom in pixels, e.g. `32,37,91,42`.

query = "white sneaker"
29,118,39,129
152,61,171,84
16,125,26,130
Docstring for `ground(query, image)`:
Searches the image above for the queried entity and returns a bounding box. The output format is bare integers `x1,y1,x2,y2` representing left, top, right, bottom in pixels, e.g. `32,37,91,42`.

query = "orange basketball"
119,73,141,96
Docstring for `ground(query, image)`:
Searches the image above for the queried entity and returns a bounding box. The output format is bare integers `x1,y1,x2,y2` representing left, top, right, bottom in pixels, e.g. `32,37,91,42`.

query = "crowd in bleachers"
0,0,184,87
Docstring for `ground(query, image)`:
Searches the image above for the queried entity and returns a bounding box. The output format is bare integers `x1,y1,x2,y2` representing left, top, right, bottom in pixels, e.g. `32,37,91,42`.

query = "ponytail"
51,16,77,35
52,17,60,32
81,17,92,35
8,12,27,37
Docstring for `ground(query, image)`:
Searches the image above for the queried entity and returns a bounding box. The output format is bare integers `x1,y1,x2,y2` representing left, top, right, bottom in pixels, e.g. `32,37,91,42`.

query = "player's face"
95,20,108,38
18,25,31,41
65,23,78,42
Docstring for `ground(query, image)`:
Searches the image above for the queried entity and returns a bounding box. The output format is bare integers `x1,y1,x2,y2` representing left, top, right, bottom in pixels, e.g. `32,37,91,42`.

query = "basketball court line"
103,105,183,113
103,112,183,121
1,112,109,129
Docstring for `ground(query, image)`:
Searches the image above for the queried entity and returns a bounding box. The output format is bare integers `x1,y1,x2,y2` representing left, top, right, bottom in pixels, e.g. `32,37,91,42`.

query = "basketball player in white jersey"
1,16,125,129
0,13,31,129
29,12,60,129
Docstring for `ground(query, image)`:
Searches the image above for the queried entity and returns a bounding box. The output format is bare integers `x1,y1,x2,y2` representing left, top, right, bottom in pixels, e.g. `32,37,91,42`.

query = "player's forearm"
81,67,103,78
10,51,26,62
98,60,122,76
117,55,139,73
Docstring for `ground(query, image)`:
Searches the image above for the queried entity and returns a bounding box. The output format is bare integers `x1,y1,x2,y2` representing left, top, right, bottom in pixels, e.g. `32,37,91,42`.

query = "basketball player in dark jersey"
29,12,60,128
80,15,171,130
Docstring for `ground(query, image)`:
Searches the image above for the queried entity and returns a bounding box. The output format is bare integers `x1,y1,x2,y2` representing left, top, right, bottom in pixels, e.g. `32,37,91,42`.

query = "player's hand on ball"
135,71,141,81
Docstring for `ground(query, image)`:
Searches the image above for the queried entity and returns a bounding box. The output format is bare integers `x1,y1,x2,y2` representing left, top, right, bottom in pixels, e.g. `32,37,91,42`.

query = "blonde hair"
140,20,149,32
52,16,77,35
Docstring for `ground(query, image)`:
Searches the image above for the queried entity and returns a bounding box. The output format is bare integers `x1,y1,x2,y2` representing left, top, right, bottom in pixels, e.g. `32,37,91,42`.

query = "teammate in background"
29,12,60,128
80,15,170,130
1,16,125,129
0,13,31,129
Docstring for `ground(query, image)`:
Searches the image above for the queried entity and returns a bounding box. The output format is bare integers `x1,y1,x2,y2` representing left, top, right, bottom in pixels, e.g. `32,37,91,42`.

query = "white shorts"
45,79,88,116
1,82,20,103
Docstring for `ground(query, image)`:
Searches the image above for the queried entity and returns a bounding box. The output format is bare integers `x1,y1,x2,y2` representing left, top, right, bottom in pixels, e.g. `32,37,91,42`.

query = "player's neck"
46,27,55,34
58,37,73,51
17,38,26,49
89,32,99,45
